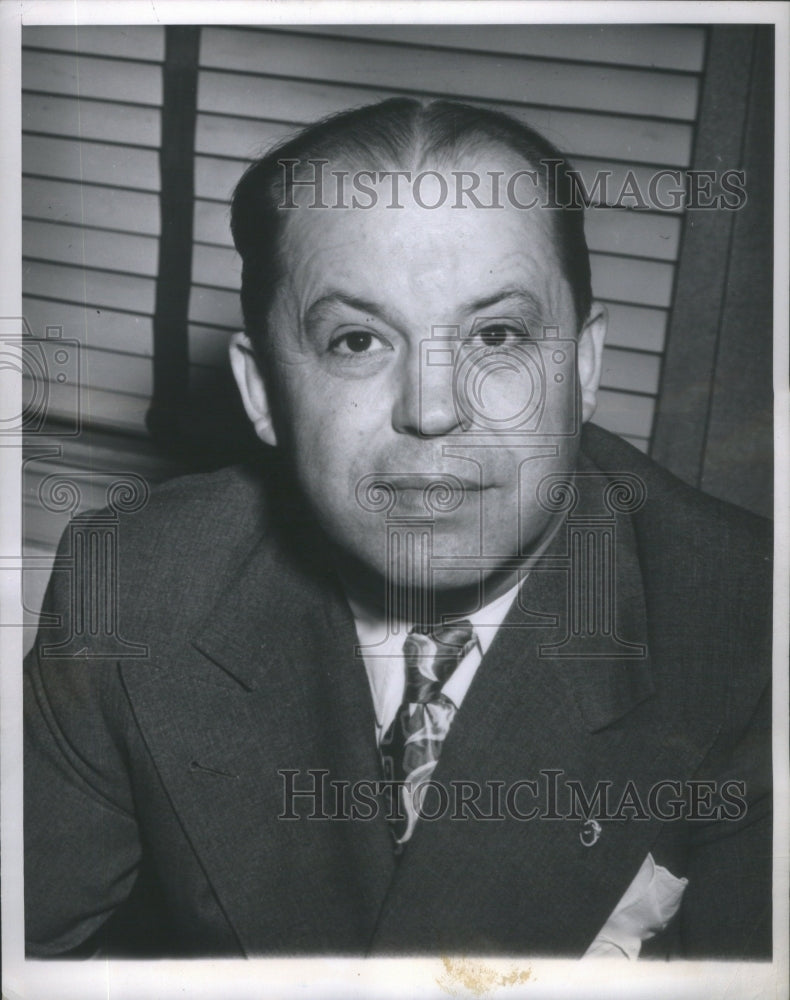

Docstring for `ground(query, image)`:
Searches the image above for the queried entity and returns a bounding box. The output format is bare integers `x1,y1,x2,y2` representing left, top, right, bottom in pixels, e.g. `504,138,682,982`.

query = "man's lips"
370,473,492,491
353,472,500,519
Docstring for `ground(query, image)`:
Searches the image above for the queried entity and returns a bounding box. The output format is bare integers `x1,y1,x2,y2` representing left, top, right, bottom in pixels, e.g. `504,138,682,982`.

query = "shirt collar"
347,574,521,655
345,515,564,728
348,576,523,728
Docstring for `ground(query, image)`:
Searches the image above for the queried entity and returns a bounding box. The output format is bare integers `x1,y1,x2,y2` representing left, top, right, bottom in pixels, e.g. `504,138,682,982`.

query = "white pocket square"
584,853,688,959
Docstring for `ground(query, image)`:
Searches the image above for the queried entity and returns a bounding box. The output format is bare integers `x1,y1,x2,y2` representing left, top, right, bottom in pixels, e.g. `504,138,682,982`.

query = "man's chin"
337,548,526,622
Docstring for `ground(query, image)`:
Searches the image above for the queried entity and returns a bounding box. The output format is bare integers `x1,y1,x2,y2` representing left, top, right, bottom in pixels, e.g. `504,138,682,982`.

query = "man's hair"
231,98,592,348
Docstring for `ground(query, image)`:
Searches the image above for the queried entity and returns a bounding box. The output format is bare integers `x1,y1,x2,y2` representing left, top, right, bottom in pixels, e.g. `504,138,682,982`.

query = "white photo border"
1,3,787,999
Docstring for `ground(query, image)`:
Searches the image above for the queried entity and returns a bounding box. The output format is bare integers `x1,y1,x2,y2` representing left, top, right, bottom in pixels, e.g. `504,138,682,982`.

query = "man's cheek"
295,402,366,457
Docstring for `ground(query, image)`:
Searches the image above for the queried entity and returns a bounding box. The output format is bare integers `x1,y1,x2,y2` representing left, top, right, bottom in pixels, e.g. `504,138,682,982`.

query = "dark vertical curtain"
146,26,260,470
651,26,774,518
147,26,200,454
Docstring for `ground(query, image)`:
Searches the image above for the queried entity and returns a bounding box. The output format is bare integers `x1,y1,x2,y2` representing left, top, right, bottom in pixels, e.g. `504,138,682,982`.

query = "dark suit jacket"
24,425,772,958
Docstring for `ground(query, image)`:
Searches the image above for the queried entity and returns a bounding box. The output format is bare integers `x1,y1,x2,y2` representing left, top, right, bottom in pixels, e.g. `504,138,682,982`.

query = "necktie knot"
403,620,476,704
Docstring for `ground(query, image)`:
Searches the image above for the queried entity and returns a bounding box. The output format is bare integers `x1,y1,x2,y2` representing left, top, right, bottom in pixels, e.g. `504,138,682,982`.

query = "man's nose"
391,349,466,437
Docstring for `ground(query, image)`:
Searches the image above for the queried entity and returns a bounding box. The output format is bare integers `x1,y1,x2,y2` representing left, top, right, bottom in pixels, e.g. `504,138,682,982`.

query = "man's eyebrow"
459,287,545,316
303,292,401,330
302,287,544,332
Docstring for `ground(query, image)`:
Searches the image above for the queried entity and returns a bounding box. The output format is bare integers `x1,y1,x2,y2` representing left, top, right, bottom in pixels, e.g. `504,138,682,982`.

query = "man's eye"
330,331,384,355
475,324,529,347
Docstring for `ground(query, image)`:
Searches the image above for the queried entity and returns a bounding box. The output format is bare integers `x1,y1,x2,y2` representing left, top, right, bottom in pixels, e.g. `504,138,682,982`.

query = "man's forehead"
270,148,571,328
279,156,559,258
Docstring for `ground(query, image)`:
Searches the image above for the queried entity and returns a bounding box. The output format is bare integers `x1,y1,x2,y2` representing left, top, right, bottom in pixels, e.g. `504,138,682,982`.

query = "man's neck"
335,512,564,624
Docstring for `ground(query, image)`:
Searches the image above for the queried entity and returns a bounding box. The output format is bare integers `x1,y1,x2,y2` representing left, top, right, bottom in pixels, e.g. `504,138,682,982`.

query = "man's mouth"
374,473,489,492
353,471,498,518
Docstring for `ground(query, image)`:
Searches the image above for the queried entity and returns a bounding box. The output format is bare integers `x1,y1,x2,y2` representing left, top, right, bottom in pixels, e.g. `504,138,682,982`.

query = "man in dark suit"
24,99,772,959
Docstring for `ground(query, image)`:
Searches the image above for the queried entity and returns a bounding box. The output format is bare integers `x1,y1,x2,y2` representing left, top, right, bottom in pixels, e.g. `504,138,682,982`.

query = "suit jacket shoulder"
581,422,771,557
582,421,772,720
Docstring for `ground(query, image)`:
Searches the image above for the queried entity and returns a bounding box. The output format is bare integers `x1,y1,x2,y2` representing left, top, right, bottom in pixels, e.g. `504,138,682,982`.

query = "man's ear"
576,301,607,423
229,332,278,447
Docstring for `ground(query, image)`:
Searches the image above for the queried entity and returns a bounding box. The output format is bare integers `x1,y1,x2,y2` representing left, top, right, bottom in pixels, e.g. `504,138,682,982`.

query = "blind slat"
191,243,238,289
199,70,697,156
22,50,163,106
262,25,706,73
188,284,242,328
24,135,159,191
23,93,161,148
26,344,152,397
194,199,231,245
600,347,661,395
604,303,666,354
30,20,700,83
82,345,153,395
584,210,681,262
593,389,654,439
24,260,156,314
200,28,699,121
24,220,158,277
23,297,154,357
591,254,674,309
23,24,165,62
23,177,160,235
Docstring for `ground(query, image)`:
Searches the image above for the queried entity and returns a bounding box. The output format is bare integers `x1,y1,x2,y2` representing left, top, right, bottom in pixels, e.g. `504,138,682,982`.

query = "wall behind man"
21,22,768,625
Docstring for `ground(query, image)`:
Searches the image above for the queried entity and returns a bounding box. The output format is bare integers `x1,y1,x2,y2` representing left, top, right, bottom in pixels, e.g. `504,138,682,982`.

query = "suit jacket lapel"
121,525,395,954
369,468,721,955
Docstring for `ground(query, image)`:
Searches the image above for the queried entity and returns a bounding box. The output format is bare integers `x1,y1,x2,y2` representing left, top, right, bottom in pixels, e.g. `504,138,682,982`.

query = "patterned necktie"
379,620,476,849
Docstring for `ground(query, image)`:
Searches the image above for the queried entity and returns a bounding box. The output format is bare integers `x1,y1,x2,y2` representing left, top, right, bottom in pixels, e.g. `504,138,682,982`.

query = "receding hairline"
274,143,567,298
270,124,559,195
232,98,593,341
